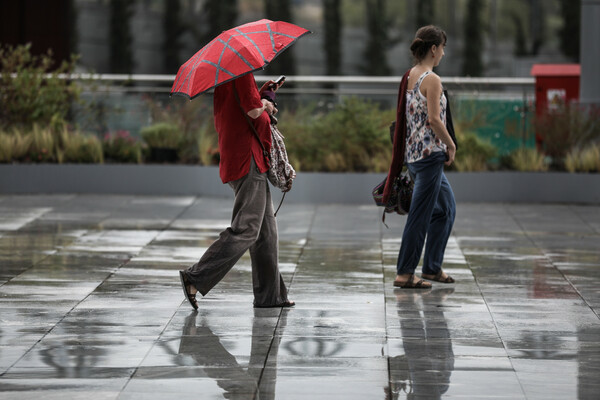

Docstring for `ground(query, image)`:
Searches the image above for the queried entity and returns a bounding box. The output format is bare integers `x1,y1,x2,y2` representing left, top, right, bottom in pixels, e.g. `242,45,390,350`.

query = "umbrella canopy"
171,19,310,99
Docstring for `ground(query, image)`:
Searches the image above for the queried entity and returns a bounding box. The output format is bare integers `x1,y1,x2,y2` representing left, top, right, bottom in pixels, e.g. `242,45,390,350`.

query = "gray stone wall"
1,165,599,204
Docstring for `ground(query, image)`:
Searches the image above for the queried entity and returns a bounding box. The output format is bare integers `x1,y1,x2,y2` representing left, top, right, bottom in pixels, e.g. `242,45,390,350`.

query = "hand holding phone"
270,75,286,90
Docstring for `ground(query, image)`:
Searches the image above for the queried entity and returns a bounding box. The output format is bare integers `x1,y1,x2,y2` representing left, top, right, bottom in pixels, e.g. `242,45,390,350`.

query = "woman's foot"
421,270,455,283
179,271,199,310
254,300,295,308
393,274,432,289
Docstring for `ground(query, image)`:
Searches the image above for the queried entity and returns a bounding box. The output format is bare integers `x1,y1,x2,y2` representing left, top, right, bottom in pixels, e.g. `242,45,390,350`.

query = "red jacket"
383,69,411,204
213,74,271,183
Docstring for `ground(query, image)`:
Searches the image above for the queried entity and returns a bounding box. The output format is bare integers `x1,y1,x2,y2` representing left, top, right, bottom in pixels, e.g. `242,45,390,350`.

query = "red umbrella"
170,19,310,99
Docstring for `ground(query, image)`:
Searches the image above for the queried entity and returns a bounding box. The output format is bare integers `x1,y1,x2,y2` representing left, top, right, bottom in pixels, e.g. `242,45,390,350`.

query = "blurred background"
0,0,597,174
0,0,580,76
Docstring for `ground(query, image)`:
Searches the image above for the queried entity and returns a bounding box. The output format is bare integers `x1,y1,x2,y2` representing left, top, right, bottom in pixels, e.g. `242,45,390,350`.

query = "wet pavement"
0,194,599,399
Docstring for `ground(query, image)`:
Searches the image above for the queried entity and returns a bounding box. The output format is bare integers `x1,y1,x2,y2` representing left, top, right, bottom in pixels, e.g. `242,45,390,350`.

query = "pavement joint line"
569,203,598,235
253,204,318,397
1,194,198,379
500,202,558,397
378,211,394,397
512,205,600,321
0,194,133,374
457,204,527,396
1,197,599,398
109,195,201,393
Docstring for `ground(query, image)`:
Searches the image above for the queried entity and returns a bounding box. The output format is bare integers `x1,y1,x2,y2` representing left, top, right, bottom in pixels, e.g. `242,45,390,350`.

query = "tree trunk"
323,0,342,76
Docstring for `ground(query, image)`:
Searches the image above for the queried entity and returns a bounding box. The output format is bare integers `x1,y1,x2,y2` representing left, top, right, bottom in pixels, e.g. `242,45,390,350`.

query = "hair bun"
410,37,425,52
410,26,447,62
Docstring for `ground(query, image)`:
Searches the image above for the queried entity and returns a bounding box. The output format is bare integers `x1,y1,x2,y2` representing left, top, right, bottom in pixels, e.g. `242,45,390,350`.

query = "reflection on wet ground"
0,195,599,399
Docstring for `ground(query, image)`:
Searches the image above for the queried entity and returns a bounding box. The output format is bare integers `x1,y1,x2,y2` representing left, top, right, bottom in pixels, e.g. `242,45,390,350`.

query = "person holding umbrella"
173,20,309,309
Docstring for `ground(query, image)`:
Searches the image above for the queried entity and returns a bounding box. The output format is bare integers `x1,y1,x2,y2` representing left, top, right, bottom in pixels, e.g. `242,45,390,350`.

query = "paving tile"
0,196,599,399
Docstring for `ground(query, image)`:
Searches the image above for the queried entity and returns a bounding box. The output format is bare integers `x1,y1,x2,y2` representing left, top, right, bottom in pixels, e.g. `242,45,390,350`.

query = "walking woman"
386,25,457,289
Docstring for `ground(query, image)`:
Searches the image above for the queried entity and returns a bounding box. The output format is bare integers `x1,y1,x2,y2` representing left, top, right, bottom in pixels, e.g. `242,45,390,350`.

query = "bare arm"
423,74,456,165
247,99,276,119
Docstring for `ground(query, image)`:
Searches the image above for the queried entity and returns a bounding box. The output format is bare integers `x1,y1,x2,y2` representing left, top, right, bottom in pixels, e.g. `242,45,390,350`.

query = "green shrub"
281,98,395,172
140,122,183,149
146,96,216,163
506,147,549,172
28,125,56,162
103,130,142,163
0,44,79,130
60,132,104,164
0,130,32,162
451,131,496,171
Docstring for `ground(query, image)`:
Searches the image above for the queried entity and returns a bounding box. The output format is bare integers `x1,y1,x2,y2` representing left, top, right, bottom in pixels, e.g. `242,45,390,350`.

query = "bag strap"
232,80,287,216
232,81,269,160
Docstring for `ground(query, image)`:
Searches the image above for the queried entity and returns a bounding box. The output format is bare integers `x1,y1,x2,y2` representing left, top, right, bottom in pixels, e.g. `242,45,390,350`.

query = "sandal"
393,274,432,289
254,300,296,308
422,270,455,284
179,271,198,310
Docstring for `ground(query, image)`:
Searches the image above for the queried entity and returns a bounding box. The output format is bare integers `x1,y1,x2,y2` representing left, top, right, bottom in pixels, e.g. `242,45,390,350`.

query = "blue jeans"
397,151,456,275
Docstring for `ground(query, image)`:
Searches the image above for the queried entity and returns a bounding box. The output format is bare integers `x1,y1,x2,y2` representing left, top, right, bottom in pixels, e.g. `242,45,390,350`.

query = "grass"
507,147,549,172
565,144,600,173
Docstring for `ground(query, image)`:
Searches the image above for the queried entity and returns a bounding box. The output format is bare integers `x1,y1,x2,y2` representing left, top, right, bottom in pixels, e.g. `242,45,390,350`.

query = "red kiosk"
530,64,581,146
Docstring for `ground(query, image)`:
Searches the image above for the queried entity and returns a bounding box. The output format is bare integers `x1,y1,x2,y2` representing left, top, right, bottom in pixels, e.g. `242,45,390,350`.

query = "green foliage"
59,131,104,164
0,43,79,130
103,130,142,163
0,131,32,163
1,125,104,164
28,125,57,163
140,122,183,149
281,97,395,172
146,96,217,164
505,147,549,172
451,130,496,172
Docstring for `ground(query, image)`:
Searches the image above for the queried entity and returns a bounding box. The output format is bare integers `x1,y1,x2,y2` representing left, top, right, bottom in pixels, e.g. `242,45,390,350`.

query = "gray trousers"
184,158,289,307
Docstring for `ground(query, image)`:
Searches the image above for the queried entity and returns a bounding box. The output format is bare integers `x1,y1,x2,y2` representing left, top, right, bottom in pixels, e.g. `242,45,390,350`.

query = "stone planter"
148,147,178,163
0,164,599,204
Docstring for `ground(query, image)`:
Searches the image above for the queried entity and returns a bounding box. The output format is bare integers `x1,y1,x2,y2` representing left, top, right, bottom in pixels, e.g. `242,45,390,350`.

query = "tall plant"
462,0,484,76
109,0,135,74
0,44,79,130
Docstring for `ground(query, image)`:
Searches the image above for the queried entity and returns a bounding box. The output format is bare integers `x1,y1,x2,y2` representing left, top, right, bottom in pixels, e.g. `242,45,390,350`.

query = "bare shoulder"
422,72,441,86
422,73,442,96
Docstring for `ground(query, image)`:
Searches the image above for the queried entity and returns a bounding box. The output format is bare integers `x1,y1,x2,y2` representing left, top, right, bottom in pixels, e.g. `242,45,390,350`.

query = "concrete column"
580,0,600,106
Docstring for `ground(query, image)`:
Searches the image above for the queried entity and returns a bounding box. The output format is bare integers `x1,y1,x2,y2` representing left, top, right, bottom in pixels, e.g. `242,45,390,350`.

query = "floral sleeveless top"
405,71,447,163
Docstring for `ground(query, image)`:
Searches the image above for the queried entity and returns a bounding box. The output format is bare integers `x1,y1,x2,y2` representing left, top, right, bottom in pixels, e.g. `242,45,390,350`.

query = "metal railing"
55,73,535,96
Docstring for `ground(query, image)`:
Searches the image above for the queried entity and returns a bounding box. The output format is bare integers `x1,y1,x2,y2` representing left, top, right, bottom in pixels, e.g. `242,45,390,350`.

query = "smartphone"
270,75,286,88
